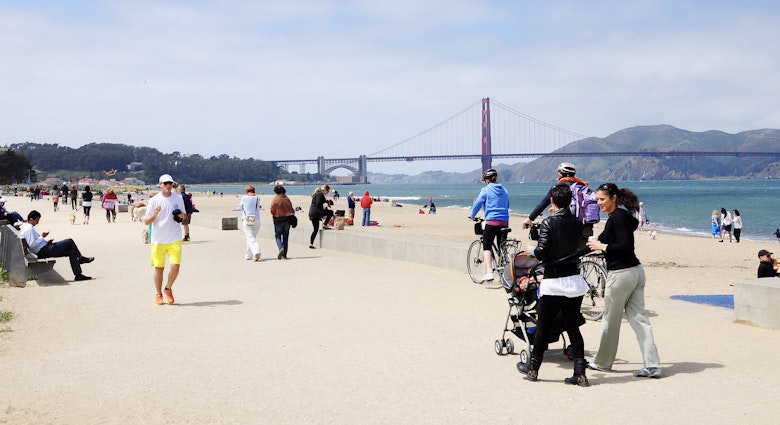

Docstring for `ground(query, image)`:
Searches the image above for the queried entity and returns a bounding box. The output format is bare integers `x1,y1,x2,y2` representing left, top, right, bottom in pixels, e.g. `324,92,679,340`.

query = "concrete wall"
254,222,468,273
733,278,780,329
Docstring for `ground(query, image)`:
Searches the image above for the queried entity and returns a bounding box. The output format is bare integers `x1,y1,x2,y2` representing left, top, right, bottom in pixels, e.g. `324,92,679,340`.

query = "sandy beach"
1,191,779,424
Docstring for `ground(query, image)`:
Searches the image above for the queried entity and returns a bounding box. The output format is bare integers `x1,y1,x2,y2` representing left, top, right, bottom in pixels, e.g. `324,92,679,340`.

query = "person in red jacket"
101,187,118,223
360,190,373,226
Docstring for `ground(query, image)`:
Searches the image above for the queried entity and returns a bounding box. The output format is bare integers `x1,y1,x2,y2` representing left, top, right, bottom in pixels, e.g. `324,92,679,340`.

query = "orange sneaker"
155,294,164,305
164,288,174,304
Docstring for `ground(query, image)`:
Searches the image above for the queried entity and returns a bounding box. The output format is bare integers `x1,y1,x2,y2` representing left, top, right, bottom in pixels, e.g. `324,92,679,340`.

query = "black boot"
517,356,543,381
564,358,590,387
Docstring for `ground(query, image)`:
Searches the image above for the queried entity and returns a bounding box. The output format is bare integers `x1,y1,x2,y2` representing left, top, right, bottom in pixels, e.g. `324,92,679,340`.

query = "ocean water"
190,179,780,242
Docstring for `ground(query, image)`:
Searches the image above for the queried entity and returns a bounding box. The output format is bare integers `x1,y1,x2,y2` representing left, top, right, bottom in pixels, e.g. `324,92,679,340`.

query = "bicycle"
578,252,607,321
466,218,520,283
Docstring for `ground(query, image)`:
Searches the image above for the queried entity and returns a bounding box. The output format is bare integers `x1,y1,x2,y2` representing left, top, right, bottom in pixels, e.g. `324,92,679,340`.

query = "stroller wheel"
505,339,515,354
494,339,505,355
519,349,529,364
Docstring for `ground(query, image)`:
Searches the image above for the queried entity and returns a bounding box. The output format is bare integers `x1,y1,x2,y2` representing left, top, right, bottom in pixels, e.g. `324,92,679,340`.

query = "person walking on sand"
237,184,262,261
51,185,60,212
517,183,590,386
711,210,722,241
82,186,94,225
721,208,733,243
179,185,194,242
468,169,510,283
19,210,94,281
270,184,296,259
637,202,647,231
101,187,118,223
732,209,742,243
309,185,333,248
144,174,186,305
587,183,661,378
70,186,78,210
360,189,373,226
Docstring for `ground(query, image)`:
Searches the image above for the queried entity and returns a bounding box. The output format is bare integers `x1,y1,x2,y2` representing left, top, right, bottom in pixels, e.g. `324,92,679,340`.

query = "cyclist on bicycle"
517,183,590,386
468,168,510,283
523,162,593,249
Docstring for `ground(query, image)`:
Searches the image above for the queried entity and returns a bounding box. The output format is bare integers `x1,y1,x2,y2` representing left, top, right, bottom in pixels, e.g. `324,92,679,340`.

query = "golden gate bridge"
270,98,779,182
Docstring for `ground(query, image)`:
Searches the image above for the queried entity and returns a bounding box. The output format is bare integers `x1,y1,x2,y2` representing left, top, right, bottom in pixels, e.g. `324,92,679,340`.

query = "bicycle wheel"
467,239,487,283
502,239,521,266
578,258,607,321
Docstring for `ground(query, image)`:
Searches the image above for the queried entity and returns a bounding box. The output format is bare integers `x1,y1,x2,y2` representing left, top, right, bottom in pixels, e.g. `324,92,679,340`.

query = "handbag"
102,199,115,210
245,197,258,226
290,215,298,228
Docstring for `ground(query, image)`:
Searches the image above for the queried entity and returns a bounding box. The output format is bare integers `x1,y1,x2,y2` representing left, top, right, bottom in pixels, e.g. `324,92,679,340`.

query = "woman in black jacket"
586,183,661,378
308,185,333,249
518,183,590,386
81,186,93,225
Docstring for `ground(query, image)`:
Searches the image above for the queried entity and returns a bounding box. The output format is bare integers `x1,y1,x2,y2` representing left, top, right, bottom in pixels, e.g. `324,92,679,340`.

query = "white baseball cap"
0,197,7,204
158,174,177,184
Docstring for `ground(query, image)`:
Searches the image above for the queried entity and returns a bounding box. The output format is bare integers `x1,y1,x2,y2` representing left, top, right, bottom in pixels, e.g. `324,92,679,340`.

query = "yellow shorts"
150,241,182,268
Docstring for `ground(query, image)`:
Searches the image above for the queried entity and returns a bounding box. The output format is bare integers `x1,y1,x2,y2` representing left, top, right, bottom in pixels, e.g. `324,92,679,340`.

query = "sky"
2,0,779,175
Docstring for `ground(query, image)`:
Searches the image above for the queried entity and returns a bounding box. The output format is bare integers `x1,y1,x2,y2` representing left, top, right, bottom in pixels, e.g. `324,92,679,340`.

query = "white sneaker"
482,273,494,282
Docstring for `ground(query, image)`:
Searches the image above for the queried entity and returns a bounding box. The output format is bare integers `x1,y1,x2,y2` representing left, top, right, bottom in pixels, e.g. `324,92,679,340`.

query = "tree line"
2,142,328,185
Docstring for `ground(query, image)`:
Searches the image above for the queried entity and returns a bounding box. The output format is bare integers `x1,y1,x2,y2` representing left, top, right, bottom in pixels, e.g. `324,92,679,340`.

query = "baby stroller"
494,252,572,365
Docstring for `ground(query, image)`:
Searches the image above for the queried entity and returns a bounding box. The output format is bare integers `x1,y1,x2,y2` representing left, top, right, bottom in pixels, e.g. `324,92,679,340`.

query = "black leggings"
310,210,334,244
734,228,741,242
531,294,585,359
310,218,321,244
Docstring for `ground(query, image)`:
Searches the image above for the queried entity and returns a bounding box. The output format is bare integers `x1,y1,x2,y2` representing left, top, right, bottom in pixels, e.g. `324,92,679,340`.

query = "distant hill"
370,125,780,183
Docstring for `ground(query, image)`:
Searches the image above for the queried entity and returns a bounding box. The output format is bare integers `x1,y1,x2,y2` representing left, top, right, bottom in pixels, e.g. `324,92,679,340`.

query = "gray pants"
591,264,660,369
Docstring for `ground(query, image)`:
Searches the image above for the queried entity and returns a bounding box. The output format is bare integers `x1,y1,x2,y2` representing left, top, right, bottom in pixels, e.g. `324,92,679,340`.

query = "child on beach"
711,210,722,241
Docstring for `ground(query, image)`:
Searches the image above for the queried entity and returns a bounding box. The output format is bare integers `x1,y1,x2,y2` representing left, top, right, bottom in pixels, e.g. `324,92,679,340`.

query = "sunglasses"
162,182,174,185
598,183,618,196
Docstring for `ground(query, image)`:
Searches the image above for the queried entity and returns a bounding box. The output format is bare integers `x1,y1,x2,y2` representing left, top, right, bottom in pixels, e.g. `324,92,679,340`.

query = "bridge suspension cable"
367,98,589,159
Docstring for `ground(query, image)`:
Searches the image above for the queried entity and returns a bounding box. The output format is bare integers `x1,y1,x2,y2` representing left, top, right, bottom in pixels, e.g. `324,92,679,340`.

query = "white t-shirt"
538,274,589,298
145,191,184,244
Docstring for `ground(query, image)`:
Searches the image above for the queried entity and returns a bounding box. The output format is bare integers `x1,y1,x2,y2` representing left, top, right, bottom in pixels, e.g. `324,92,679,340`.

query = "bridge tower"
358,155,367,183
481,97,492,174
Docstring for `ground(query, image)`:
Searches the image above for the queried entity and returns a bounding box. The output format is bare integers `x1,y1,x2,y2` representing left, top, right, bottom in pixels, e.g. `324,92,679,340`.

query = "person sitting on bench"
0,197,24,226
19,210,95,281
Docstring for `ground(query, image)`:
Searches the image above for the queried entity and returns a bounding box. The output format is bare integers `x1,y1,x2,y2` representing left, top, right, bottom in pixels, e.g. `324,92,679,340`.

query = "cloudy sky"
2,0,779,174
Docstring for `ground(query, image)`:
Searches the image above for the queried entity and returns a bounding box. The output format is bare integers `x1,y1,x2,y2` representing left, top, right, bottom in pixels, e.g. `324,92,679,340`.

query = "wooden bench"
1,224,57,287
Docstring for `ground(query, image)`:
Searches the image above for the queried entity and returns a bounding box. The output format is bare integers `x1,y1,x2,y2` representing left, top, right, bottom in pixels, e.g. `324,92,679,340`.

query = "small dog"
69,208,79,225
132,206,147,222
648,230,657,240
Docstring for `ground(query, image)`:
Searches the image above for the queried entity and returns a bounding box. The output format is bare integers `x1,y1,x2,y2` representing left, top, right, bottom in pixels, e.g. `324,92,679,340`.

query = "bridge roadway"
272,150,780,166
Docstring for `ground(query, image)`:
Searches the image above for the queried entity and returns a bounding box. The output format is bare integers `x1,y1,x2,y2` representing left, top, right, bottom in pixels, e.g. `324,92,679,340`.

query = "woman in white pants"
237,185,261,261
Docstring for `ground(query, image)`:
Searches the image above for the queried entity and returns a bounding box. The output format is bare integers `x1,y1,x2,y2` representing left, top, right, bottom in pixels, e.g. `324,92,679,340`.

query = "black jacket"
599,208,641,271
534,207,583,278
308,191,328,220
758,262,779,278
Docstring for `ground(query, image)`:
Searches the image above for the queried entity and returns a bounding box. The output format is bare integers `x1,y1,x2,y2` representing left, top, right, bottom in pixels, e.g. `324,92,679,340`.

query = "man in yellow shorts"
144,174,187,305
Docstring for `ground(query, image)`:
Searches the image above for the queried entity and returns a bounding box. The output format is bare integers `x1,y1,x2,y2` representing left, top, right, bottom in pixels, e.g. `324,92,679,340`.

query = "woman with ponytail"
586,183,661,378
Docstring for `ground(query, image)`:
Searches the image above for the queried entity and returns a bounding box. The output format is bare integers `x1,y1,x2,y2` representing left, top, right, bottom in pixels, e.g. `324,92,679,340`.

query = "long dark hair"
597,182,640,214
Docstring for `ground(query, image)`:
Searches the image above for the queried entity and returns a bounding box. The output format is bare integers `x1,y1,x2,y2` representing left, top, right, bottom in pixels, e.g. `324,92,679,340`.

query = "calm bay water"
191,180,780,242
